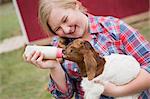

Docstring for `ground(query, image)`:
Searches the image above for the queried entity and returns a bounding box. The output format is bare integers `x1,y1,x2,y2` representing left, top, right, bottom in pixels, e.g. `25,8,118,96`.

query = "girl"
23,0,150,98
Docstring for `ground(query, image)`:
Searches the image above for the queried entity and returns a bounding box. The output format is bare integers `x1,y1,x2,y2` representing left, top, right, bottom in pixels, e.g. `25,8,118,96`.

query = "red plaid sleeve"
118,19,150,73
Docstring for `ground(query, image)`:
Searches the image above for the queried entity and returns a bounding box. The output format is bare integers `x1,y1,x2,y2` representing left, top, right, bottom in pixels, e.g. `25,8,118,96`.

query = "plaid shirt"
48,14,150,99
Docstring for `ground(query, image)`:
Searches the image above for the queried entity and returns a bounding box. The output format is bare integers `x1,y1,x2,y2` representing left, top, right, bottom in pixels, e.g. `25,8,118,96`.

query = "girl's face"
48,6,88,38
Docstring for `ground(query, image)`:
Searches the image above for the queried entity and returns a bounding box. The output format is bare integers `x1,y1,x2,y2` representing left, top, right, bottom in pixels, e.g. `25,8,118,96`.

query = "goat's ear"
83,51,97,80
83,41,93,49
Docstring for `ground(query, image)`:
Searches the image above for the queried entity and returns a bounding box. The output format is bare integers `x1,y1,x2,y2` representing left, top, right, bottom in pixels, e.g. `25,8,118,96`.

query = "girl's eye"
63,16,68,23
55,27,60,32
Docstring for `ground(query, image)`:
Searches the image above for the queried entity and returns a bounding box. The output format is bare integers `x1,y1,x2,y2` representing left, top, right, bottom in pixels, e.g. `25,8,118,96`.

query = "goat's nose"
62,49,66,54
62,49,67,59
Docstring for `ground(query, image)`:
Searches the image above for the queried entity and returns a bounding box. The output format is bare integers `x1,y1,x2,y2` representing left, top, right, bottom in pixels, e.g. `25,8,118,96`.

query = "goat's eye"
80,42,83,45
70,49,73,52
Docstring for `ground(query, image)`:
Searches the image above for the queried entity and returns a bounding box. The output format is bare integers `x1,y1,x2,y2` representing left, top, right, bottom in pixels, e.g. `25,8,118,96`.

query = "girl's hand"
94,80,121,97
23,51,60,69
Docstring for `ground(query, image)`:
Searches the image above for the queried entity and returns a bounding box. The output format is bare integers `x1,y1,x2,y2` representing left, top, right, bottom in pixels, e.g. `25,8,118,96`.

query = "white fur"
81,54,141,99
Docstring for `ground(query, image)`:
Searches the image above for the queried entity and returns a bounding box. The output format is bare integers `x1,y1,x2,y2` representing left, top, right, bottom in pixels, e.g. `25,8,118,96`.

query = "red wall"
16,0,48,42
81,0,149,18
15,0,149,43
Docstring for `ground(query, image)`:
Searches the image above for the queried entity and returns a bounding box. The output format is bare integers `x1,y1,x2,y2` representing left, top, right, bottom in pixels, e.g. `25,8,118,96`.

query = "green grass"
0,3,21,41
0,3,53,98
0,48,53,99
129,18,150,41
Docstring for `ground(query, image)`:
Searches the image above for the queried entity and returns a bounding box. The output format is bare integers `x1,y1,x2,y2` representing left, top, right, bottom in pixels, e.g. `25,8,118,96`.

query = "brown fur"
58,37,76,48
63,39,106,80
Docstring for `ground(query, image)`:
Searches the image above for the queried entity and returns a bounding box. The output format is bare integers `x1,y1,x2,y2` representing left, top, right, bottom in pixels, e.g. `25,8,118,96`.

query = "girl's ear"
75,0,81,10
83,51,97,80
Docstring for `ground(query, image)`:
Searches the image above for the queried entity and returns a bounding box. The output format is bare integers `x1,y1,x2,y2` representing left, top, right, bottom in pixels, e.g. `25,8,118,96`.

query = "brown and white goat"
63,39,105,80
63,39,141,99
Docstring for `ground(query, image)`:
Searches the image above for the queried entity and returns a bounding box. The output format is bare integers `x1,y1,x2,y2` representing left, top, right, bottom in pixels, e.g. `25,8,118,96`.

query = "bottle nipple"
56,48,63,58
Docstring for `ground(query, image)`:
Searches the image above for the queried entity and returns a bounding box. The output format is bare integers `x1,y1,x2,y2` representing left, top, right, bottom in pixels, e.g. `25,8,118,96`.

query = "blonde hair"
38,0,87,34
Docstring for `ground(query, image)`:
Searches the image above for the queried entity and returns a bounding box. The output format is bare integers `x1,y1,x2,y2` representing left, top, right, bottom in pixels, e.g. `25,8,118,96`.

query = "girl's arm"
102,68,150,97
97,17,150,97
49,61,68,93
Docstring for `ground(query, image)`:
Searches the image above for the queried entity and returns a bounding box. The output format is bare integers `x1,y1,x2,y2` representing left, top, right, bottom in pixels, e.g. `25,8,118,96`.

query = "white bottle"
24,45,63,59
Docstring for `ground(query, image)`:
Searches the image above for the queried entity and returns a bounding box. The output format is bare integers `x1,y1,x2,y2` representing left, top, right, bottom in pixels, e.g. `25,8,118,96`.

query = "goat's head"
63,39,104,80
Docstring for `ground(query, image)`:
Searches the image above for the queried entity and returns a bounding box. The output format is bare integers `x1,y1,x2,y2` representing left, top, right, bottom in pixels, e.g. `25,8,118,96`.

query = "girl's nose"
61,24,70,34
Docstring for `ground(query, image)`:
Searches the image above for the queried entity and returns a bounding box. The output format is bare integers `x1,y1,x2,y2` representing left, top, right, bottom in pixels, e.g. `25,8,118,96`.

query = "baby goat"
63,39,141,99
